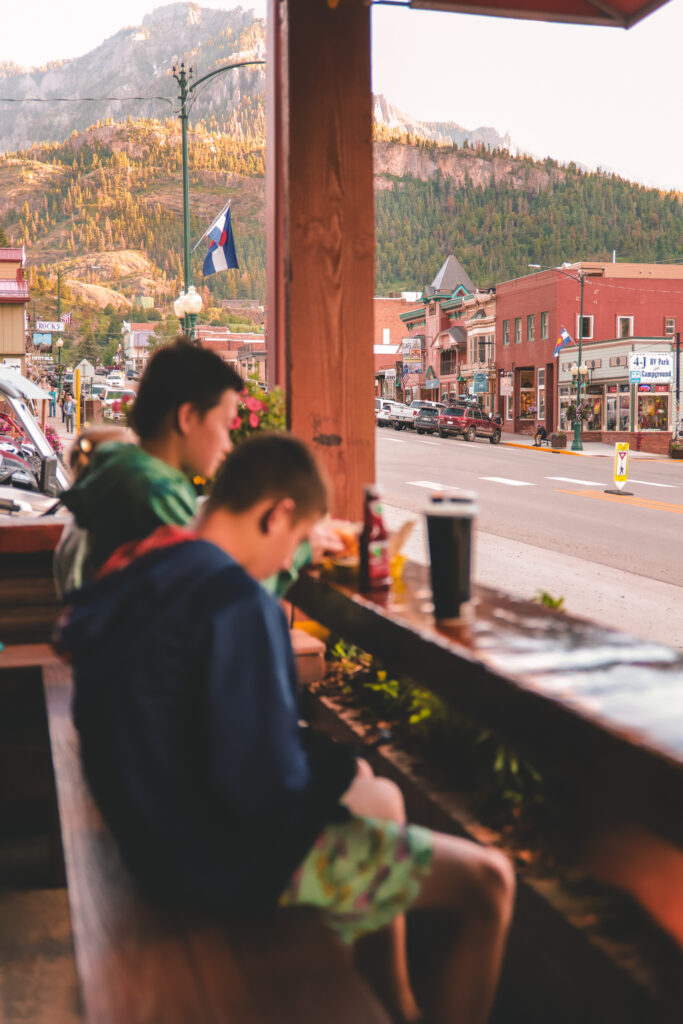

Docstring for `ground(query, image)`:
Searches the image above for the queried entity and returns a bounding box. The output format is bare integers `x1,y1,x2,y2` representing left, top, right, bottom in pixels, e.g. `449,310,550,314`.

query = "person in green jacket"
57,338,243,593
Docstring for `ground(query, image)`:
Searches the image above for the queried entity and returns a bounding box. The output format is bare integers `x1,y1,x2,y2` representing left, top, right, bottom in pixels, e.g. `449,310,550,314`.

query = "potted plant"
669,439,683,460
550,430,567,449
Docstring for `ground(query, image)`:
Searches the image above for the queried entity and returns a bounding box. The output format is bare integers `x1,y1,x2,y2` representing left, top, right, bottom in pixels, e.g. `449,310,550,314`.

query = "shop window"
576,315,593,340
505,393,513,420
541,311,549,339
537,367,545,419
619,393,630,431
519,369,535,418
638,394,668,431
617,316,633,339
527,314,535,342
515,318,522,344
583,395,602,430
665,317,676,336
503,320,510,346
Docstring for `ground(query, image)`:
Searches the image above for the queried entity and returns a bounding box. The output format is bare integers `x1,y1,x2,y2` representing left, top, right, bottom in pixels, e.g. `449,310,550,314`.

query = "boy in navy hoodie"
59,433,514,1024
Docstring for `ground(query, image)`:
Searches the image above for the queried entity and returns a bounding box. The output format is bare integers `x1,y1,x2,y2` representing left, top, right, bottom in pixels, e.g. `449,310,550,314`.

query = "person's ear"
259,497,295,535
176,402,197,437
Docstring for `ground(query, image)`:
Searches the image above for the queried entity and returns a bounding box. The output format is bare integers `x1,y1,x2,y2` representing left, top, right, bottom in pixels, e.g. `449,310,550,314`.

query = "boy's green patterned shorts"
278,814,433,943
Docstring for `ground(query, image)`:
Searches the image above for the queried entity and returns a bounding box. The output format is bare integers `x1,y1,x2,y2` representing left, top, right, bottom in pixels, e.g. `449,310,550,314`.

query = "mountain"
0,3,266,154
373,94,513,153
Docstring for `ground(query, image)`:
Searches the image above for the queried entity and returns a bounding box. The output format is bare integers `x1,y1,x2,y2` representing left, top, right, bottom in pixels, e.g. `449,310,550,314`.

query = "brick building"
373,294,421,398
496,262,683,451
398,255,477,403
196,325,266,382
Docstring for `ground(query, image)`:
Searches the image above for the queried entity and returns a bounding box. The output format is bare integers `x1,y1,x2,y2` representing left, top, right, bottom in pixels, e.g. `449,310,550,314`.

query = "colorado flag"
553,326,573,358
202,205,239,277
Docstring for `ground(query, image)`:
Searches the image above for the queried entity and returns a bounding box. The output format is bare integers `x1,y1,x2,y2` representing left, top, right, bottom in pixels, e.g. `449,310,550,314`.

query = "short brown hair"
206,433,327,521
131,338,243,440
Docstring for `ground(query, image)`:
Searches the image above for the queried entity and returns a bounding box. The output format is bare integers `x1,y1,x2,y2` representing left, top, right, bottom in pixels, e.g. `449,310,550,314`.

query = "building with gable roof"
398,255,478,403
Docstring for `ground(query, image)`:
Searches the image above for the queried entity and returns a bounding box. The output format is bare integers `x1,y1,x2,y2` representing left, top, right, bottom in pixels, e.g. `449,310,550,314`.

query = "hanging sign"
36,320,64,332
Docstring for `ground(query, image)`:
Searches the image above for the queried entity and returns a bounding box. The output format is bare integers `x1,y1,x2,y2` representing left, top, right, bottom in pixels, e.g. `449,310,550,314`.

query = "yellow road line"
556,489,683,514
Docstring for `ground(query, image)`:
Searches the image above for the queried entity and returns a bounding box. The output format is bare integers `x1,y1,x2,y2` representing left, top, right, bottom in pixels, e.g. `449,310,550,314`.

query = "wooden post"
267,0,375,520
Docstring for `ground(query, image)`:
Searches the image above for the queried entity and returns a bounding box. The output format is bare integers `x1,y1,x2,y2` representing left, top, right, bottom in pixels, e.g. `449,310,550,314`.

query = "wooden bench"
39,657,391,1024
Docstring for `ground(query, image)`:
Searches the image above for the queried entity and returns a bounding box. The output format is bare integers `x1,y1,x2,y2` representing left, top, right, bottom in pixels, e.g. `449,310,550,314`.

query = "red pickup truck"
437,405,501,444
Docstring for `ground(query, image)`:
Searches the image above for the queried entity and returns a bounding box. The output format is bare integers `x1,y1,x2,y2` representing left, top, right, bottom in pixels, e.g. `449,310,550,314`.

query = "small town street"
376,427,683,649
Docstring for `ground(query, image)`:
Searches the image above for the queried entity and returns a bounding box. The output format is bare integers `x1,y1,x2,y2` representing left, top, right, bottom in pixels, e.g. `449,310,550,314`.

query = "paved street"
375,427,683,649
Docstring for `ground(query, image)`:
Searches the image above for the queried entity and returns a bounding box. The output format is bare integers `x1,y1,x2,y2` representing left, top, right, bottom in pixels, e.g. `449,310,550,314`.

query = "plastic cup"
425,492,477,622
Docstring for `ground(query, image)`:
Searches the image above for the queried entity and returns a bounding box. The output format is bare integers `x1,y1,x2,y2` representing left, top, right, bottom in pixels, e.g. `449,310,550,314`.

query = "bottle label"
368,539,390,582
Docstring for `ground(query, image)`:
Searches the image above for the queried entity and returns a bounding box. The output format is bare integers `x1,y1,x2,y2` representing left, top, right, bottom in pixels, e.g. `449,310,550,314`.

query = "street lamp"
174,286,203,340
528,263,587,451
55,335,65,399
171,58,264,306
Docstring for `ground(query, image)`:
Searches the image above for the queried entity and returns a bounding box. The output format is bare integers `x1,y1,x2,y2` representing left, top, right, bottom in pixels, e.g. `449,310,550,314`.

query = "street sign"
75,358,95,379
629,370,641,384
32,332,53,347
613,443,629,490
36,320,65,332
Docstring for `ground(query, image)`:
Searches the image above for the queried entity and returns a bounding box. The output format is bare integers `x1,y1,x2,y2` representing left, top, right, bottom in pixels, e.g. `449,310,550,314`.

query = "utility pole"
572,272,585,452
676,331,681,441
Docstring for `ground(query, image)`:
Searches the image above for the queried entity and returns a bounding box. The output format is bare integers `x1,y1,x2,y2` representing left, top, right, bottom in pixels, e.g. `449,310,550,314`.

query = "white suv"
376,400,406,427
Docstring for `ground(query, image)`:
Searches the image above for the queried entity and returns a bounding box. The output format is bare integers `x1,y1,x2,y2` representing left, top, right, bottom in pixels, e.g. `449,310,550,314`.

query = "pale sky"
1,0,682,192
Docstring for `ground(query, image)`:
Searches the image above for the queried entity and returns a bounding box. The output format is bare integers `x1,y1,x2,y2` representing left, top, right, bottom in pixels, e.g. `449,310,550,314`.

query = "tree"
0,226,8,247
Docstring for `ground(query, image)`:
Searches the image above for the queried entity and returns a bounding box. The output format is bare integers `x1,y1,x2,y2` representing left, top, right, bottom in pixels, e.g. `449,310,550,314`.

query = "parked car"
376,400,407,427
393,399,445,430
437,405,501,444
415,406,441,434
107,373,126,389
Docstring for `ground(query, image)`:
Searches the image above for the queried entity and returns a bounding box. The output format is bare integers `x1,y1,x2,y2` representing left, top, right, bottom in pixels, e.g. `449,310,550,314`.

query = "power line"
0,95,173,105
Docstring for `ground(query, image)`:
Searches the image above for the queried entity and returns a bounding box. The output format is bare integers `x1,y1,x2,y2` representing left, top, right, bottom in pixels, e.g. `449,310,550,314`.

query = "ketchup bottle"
359,486,391,591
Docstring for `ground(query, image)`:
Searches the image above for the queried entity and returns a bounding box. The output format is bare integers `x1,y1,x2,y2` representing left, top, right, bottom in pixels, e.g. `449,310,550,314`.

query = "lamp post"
173,286,204,341
528,264,587,451
171,59,264,306
56,335,64,399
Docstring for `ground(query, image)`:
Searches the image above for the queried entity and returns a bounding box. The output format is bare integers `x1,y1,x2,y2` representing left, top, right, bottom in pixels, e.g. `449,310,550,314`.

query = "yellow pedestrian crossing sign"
614,442,629,490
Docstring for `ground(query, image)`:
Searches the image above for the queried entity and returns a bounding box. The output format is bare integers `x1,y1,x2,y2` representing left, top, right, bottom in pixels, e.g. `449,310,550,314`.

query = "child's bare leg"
342,775,421,1022
412,832,515,1024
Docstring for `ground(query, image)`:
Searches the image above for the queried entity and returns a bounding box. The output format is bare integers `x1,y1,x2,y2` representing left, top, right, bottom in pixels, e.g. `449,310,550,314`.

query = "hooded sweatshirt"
60,442,197,574
57,528,356,912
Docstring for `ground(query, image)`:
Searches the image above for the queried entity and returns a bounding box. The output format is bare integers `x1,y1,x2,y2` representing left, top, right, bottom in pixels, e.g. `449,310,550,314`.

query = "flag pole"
191,200,231,254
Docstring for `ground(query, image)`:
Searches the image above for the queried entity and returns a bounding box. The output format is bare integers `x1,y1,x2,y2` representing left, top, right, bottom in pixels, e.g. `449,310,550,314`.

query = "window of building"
527,314,535,342
515,318,522,344
505,393,513,420
429,302,436,316
503,320,510,346
617,316,634,339
537,368,545,419
638,394,668,431
665,317,676,336
440,349,457,376
576,315,593,340
519,368,535,418
541,311,549,339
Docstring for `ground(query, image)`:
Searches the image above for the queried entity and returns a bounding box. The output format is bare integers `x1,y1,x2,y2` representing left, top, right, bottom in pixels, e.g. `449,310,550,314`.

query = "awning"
408,0,671,30
0,370,51,401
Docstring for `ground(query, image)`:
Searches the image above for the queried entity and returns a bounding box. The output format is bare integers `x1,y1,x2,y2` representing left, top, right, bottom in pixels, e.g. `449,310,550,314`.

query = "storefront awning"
408,0,670,30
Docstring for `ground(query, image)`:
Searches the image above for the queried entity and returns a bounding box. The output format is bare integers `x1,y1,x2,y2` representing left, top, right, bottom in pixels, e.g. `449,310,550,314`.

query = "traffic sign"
613,442,629,489
629,370,641,384
36,320,64,332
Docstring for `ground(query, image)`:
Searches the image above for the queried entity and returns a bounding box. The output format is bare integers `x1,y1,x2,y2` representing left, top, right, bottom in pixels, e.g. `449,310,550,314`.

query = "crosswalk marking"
548,475,676,489
407,480,459,491
480,477,534,487
379,437,406,443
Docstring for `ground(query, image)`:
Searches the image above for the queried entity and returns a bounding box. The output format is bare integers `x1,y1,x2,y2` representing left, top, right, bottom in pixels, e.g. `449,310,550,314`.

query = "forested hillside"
374,141,683,292
1,120,681,318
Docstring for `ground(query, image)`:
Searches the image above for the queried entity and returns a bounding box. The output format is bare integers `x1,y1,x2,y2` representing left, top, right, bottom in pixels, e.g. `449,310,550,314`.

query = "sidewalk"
501,432,661,458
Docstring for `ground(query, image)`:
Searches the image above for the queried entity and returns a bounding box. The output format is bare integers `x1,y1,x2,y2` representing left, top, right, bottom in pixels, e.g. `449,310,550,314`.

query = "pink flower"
245,395,262,412
249,412,260,428
229,415,242,431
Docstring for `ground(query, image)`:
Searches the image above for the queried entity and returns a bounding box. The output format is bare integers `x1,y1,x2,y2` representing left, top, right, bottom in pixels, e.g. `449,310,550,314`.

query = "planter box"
670,447,683,460
550,433,567,448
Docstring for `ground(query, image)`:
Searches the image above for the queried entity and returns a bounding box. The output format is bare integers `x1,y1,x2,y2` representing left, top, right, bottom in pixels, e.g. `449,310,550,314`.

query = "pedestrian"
58,433,515,1024
48,387,57,418
64,395,75,434
59,393,66,423
533,423,548,446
